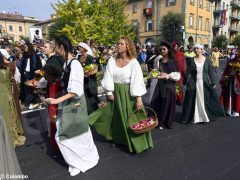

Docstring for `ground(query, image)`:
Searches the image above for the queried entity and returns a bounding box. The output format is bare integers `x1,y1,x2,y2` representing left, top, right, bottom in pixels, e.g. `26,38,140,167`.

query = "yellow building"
184,0,213,47
0,12,40,42
123,0,159,45
124,0,213,47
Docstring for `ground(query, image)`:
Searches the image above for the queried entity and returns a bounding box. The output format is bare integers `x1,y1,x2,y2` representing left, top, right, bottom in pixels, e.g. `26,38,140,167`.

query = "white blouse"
101,57,147,97
64,59,84,97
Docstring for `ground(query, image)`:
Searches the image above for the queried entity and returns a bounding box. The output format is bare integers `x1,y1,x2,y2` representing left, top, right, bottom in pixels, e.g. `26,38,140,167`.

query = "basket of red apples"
129,107,158,134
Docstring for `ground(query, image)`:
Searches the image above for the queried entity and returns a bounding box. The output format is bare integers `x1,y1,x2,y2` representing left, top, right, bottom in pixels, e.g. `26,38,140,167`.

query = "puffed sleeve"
130,60,147,97
67,60,84,97
101,57,114,96
169,72,181,81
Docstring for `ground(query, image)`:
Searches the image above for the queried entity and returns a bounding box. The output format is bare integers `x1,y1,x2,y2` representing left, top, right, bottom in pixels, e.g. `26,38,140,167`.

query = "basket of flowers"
84,63,98,76
148,69,162,79
129,107,159,134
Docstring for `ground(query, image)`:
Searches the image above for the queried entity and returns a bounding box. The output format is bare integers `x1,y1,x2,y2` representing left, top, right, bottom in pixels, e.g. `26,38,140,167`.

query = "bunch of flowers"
148,69,161,79
99,57,107,65
234,61,240,74
39,69,45,77
176,83,181,95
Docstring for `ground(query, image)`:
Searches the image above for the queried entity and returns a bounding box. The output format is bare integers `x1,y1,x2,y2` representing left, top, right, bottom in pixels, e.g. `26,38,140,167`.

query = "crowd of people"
0,35,239,177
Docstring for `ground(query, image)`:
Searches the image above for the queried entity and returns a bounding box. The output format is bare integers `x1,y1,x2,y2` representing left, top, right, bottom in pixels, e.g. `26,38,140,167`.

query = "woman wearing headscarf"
78,42,99,114
181,44,225,124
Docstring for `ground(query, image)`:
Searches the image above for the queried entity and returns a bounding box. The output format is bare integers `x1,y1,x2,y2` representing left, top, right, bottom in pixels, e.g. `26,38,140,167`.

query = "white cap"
194,44,203,49
0,49,10,59
19,39,26,46
78,42,93,56
78,42,89,51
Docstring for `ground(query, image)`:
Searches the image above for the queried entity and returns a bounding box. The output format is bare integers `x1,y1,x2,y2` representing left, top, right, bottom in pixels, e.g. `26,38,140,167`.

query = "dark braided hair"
0,53,7,69
54,36,73,61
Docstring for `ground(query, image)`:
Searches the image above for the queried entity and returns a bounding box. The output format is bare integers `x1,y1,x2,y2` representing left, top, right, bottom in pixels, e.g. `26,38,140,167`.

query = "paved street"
16,60,240,180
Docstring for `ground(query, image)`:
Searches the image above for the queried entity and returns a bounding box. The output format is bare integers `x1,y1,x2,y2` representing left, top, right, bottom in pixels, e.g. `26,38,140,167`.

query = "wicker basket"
85,66,98,76
128,107,159,134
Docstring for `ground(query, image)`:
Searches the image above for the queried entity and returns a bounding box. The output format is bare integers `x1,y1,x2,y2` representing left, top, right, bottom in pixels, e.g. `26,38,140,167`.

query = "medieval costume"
43,55,63,152
55,58,99,175
89,57,153,153
0,68,26,147
0,114,23,177
149,59,180,128
174,49,186,104
181,57,225,124
80,55,99,114
220,58,240,116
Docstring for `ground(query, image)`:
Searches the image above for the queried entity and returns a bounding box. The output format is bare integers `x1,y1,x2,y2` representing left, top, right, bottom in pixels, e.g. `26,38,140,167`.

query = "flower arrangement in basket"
129,107,159,134
84,63,98,76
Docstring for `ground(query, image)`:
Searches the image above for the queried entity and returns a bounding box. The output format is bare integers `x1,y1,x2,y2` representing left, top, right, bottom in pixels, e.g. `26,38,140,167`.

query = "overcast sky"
0,0,59,20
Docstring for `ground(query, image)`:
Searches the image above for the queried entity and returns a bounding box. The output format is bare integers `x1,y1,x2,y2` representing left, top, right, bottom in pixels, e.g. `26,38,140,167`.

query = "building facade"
124,0,214,48
123,0,159,45
0,12,40,42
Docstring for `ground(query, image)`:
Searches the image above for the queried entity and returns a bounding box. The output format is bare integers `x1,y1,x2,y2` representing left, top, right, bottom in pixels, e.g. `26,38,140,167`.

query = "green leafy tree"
49,0,135,45
212,35,228,49
232,35,240,47
161,12,184,44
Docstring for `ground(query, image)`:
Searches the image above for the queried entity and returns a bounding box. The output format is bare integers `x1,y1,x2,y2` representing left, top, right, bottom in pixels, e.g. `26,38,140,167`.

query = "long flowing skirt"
55,121,99,173
194,78,209,123
89,83,153,153
0,115,22,176
0,70,26,147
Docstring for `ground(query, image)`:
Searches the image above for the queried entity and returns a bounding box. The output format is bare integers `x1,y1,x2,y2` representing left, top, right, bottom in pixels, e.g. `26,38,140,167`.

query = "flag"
220,10,226,26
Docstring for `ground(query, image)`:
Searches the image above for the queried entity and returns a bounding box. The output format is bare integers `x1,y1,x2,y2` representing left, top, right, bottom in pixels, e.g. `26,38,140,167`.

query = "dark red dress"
220,59,240,114
175,50,186,104
48,80,62,152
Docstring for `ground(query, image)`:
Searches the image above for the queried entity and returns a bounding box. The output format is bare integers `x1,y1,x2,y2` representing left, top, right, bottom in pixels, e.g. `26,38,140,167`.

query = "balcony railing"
229,26,239,32
231,0,240,9
229,15,240,21
212,23,221,28
143,8,153,16
213,7,221,14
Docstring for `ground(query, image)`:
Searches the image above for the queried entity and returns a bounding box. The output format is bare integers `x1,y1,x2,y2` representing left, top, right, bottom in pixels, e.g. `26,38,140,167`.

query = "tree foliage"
161,12,184,44
212,35,228,49
232,35,240,47
49,0,135,45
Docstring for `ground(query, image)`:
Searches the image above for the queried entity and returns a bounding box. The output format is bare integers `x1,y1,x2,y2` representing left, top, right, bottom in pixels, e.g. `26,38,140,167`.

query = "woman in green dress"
0,52,26,147
89,37,153,153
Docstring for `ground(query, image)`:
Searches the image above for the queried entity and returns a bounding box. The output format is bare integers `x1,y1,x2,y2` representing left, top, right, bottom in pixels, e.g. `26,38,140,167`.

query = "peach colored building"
124,0,214,48
0,12,40,42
